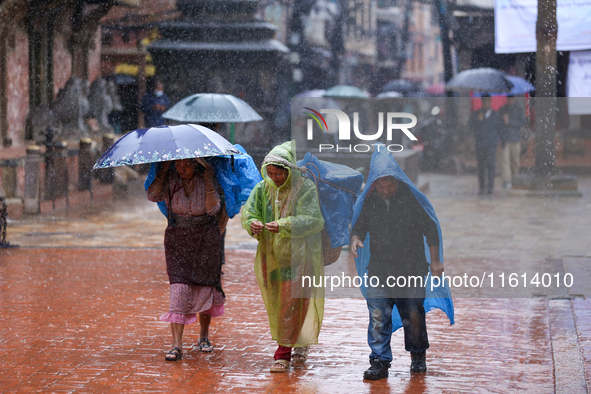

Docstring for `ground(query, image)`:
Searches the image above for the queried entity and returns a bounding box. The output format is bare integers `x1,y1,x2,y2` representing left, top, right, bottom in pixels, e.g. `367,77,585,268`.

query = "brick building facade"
0,0,138,211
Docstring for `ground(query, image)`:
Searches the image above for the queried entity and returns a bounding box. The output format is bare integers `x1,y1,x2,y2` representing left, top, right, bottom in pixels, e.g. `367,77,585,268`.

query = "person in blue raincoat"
350,145,453,381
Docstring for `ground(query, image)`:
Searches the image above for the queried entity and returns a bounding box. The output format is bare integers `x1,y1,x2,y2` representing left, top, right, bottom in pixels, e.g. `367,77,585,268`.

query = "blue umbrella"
93,124,241,170
506,76,534,95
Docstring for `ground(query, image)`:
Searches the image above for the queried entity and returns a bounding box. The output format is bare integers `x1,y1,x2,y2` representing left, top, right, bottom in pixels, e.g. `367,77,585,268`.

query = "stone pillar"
78,138,93,190
54,142,69,199
24,146,42,214
44,139,56,201
96,134,115,184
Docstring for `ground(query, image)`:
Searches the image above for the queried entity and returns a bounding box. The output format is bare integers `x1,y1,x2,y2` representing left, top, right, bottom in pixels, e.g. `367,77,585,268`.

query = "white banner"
495,0,591,54
567,50,591,113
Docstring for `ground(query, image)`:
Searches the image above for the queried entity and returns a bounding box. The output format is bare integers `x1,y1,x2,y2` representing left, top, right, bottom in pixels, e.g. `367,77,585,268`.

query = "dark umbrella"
446,68,514,92
470,76,535,97
93,124,241,170
380,79,421,95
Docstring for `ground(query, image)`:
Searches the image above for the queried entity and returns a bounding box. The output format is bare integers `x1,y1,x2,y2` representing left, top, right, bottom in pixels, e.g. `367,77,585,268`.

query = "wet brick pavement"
1,175,590,393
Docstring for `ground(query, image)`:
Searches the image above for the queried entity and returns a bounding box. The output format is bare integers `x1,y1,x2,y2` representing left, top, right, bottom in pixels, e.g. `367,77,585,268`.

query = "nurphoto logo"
303,107,418,153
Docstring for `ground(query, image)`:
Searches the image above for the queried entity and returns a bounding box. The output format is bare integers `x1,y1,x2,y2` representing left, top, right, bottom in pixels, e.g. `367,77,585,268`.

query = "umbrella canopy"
446,68,514,93
295,89,327,98
162,93,263,123
93,124,241,170
323,85,370,98
471,76,535,97
380,79,422,95
376,91,403,98
505,76,534,95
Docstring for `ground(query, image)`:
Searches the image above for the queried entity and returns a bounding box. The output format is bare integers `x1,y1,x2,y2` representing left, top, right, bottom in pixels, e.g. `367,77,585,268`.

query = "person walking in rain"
469,94,504,195
147,158,227,361
350,146,451,381
499,94,526,189
241,141,325,372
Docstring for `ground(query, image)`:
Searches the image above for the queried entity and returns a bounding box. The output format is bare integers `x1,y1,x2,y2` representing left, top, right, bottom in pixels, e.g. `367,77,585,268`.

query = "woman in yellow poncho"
241,141,325,372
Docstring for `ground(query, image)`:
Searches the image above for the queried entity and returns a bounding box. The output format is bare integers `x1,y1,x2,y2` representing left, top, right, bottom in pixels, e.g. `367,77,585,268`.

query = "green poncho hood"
261,140,301,189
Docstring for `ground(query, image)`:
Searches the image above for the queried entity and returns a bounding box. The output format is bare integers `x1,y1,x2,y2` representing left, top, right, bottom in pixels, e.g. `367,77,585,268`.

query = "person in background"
141,79,170,128
469,94,504,195
499,95,526,189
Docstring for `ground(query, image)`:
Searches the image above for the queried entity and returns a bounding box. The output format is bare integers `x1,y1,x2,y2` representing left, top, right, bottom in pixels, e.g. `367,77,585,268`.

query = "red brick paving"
2,174,591,393
0,247,576,393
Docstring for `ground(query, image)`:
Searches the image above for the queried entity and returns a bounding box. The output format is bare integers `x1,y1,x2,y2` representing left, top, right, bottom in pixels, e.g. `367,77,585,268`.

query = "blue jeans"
366,297,429,362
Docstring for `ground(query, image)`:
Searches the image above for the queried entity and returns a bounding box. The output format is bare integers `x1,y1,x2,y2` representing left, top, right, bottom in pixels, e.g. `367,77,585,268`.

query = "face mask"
154,90,163,97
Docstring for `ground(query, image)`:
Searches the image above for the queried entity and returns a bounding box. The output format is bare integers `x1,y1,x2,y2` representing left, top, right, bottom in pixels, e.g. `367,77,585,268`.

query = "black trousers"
476,144,497,193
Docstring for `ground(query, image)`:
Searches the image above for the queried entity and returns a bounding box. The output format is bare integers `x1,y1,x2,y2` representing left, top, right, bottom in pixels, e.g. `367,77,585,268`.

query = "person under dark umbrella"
469,94,504,195
498,95,526,189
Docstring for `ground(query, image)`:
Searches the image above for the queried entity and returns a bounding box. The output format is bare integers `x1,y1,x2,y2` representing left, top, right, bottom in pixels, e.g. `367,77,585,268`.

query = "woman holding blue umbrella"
94,124,255,360
147,157,227,361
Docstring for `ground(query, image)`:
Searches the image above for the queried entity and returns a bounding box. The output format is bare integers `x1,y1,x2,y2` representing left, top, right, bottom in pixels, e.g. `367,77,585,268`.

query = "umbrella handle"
230,123,235,144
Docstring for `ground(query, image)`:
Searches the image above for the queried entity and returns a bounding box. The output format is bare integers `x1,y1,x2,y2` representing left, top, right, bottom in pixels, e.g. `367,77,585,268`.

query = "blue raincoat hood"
352,144,454,331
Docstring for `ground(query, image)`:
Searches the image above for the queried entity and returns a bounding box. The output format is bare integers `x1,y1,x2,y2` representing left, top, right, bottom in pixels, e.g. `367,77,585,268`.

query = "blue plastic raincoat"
144,144,261,218
351,145,454,331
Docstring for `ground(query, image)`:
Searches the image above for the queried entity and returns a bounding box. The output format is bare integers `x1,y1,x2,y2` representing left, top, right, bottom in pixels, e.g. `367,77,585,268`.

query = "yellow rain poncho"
241,141,325,347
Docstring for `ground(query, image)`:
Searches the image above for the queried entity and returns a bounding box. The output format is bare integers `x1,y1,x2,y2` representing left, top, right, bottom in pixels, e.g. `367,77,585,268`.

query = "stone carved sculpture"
88,78,114,133
106,79,123,112
51,77,90,138
26,105,61,143
25,76,123,141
